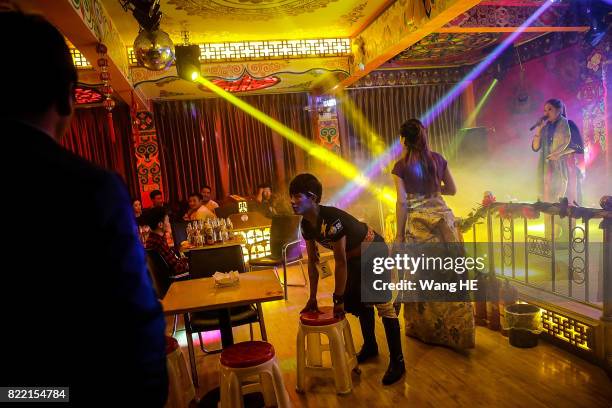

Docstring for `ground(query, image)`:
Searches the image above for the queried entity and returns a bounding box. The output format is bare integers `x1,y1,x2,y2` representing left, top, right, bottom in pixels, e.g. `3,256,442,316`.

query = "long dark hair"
545,98,567,117
400,119,439,191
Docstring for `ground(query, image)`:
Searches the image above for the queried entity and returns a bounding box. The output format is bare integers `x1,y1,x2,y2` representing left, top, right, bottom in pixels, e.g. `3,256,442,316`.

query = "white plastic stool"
296,306,359,394
165,336,195,408
219,341,291,408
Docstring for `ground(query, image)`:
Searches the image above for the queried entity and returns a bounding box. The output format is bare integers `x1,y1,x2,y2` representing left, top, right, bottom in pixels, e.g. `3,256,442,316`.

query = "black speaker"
175,44,201,81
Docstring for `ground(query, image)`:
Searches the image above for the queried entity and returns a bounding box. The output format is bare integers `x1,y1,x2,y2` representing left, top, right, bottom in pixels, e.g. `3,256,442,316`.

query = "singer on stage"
531,98,574,203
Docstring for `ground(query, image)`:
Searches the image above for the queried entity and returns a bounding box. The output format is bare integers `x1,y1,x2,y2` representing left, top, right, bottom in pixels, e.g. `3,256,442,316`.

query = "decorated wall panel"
132,111,164,207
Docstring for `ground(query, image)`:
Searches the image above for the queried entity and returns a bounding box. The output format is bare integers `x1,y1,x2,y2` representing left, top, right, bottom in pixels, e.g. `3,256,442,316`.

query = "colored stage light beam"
465,78,498,128
447,78,499,155
332,1,553,208
193,75,396,206
331,140,402,207
420,0,553,126
336,92,387,155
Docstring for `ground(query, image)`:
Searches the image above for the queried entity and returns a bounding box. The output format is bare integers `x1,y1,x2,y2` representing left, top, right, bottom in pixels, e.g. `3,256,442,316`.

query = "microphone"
530,115,548,131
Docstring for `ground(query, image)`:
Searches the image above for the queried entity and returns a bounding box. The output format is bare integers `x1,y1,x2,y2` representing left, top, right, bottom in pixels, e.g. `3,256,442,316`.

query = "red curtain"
62,104,139,198
152,86,462,206
153,93,312,204
340,85,464,163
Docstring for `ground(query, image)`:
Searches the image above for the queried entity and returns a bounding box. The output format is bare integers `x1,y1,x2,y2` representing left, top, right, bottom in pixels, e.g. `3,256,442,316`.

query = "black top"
0,120,167,406
300,205,368,251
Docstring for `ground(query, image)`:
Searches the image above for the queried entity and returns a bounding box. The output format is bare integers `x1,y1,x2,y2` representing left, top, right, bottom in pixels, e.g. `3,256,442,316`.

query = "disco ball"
133,29,175,71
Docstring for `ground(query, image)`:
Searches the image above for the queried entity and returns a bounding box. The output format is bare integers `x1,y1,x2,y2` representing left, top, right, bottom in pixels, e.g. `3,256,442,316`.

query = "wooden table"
161,269,284,387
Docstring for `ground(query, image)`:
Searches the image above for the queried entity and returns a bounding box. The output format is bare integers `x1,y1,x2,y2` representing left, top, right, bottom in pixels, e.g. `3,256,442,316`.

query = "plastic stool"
219,341,291,408
296,306,358,394
165,336,195,408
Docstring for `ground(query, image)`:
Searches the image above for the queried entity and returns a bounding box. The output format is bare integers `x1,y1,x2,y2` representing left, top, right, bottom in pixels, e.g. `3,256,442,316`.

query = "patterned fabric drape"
340,85,464,164
62,104,139,198
153,93,312,204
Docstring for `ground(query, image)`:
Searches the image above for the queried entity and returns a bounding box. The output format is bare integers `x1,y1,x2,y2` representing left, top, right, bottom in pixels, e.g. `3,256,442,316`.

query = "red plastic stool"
300,307,342,326
219,341,290,408
296,306,358,394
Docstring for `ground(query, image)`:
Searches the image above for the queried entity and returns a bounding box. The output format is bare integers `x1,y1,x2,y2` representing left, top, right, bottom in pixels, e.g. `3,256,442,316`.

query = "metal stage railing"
459,197,611,370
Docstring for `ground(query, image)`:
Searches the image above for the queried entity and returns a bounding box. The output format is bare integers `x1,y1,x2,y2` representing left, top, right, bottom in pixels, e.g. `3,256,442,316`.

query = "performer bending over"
290,173,405,385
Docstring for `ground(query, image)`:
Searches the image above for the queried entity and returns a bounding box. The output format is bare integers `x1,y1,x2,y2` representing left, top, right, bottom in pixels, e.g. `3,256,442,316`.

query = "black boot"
357,307,378,363
381,317,405,385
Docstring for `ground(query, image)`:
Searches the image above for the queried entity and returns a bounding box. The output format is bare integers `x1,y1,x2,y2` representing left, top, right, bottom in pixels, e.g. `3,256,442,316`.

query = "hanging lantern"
101,85,113,95
103,98,116,110
96,43,116,143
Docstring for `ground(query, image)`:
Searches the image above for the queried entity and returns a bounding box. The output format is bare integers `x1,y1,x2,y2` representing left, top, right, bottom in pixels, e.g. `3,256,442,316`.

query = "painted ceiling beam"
436,26,590,33
337,0,482,91
20,0,147,110
479,0,566,6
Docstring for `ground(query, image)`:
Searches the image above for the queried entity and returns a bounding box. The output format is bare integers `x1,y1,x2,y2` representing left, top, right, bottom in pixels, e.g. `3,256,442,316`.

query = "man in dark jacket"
0,8,167,405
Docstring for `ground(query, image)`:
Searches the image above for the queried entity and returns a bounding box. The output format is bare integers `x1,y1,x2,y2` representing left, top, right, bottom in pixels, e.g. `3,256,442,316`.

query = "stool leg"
329,327,352,394
343,321,357,361
260,371,276,407
271,360,292,408
306,333,322,367
296,326,306,393
282,261,288,300
220,370,244,408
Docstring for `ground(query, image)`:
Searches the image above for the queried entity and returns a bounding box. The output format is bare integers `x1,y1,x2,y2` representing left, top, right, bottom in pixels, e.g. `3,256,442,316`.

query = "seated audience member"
0,9,166,405
149,190,174,245
183,192,215,221
144,207,189,277
150,189,164,208
201,184,219,214
132,198,143,218
254,182,277,217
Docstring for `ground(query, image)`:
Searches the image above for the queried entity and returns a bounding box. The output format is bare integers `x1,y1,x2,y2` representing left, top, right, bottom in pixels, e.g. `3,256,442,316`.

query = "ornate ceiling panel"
390,32,502,66
445,2,571,28
101,0,392,43
387,1,579,68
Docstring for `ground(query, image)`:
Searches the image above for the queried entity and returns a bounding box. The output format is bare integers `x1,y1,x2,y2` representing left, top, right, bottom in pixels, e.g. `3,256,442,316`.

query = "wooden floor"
172,263,612,408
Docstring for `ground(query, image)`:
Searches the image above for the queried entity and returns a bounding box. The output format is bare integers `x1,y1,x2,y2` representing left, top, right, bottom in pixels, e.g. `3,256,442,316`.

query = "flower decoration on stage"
133,29,175,71
521,206,539,220
96,43,116,143
482,191,496,207
497,206,511,219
